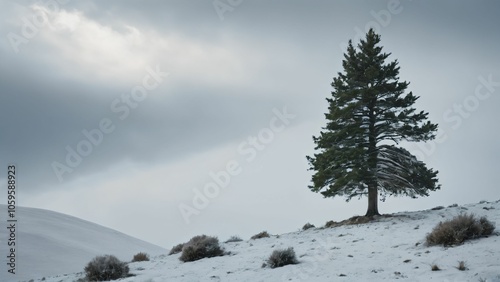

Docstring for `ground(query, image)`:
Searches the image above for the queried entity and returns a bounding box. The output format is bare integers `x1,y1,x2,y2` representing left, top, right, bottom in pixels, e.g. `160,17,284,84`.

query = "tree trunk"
366,184,380,216
366,98,380,217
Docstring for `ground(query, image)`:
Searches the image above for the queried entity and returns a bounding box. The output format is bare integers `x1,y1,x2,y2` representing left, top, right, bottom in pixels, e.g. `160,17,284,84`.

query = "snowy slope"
9,200,500,282
0,205,166,282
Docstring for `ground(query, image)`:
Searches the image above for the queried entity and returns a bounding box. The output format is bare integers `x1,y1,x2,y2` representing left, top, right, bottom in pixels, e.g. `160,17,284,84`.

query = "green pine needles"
307,29,440,216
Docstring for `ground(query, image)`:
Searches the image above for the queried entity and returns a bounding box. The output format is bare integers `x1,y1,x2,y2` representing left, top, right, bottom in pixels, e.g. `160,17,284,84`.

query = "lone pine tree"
307,29,440,216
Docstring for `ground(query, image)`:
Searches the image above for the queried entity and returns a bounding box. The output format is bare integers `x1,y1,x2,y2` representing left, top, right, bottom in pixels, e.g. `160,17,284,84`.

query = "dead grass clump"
267,247,298,268
302,223,315,230
168,243,184,255
131,252,149,262
426,213,495,246
325,220,338,228
431,264,440,271
84,255,129,281
179,235,224,262
251,231,270,240
457,261,467,271
225,235,243,243
325,215,374,228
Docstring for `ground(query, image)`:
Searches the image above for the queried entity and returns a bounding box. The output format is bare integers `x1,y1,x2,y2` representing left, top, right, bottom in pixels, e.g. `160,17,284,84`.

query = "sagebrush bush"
251,231,270,240
168,243,184,255
225,235,243,243
325,220,337,228
84,255,129,281
179,235,224,262
302,223,315,230
479,217,495,235
457,261,467,271
431,264,440,271
426,213,495,246
132,252,149,262
267,247,298,268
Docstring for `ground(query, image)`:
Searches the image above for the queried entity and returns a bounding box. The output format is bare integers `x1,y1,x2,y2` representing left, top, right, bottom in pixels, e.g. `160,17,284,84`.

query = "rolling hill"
2,200,500,282
0,205,166,282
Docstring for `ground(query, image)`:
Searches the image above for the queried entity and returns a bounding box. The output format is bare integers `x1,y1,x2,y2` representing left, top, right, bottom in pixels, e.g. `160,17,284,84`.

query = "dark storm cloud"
0,0,338,191
1,0,499,205
0,53,282,189
1,32,290,191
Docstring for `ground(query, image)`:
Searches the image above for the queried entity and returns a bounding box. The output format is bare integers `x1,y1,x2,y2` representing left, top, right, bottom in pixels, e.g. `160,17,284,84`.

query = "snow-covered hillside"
6,200,500,282
0,205,166,282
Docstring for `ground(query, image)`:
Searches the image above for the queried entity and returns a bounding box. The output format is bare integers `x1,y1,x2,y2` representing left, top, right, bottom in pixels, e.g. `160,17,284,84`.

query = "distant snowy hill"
0,205,166,282
4,201,500,282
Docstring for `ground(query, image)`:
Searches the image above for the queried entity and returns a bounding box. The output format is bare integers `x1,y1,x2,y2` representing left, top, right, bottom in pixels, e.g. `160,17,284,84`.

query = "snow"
3,201,500,282
0,205,166,282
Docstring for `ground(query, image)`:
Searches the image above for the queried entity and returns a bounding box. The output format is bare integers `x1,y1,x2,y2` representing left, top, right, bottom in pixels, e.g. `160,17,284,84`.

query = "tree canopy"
307,29,440,216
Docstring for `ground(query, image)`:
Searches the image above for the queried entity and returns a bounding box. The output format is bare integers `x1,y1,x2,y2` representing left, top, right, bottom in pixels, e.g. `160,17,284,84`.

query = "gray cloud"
1,0,499,246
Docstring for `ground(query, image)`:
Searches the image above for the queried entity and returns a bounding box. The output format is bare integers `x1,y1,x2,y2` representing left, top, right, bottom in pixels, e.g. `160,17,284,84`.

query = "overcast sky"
1,0,499,247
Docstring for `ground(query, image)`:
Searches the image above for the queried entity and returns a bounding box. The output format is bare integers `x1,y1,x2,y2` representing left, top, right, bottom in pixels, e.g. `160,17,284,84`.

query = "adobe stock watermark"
213,0,243,21
410,74,499,161
7,0,70,54
339,0,407,52
51,65,169,182
178,106,296,224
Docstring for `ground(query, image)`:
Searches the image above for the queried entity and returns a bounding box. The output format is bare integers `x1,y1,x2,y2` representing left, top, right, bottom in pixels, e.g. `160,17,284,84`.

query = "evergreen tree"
307,29,440,216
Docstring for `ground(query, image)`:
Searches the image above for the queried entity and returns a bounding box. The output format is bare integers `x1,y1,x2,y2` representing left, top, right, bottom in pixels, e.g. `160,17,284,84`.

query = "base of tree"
365,211,381,217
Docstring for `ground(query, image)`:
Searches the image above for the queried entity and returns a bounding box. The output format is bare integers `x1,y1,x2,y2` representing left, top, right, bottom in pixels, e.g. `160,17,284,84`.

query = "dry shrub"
168,243,184,255
84,255,129,281
457,261,467,271
251,231,270,240
431,264,440,271
267,247,298,268
225,235,243,243
302,223,315,230
426,213,495,246
479,217,495,234
179,235,224,262
325,220,338,228
132,252,149,262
